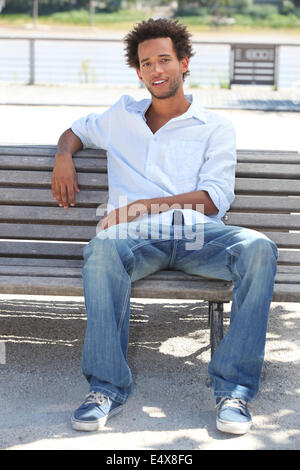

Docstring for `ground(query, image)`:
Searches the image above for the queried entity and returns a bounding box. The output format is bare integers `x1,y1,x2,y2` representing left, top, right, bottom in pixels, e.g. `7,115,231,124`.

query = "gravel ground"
0,295,299,450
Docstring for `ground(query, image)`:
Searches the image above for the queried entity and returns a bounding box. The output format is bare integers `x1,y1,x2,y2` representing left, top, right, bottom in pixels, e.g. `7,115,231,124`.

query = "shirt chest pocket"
166,140,205,193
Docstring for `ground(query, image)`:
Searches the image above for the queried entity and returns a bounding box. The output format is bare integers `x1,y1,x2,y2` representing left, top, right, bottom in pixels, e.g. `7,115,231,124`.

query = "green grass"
1,9,300,31
0,9,150,28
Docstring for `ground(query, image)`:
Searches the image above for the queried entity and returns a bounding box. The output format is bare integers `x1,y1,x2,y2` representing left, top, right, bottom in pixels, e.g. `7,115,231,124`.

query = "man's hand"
52,152,80,208
100,200,148,230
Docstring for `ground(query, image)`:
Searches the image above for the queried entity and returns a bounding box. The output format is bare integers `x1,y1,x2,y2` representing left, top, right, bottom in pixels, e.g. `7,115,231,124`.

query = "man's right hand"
51,152,80,208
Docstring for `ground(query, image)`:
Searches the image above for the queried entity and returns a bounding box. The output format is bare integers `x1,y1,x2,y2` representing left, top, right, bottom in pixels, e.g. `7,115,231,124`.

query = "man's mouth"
152,79,168,87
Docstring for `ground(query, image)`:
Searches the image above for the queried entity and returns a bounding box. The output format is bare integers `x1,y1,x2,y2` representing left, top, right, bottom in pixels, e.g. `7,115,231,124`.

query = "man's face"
136,37,188,100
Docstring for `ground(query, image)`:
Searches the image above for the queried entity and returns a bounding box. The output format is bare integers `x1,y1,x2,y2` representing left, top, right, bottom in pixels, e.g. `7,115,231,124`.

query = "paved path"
1,84,300,111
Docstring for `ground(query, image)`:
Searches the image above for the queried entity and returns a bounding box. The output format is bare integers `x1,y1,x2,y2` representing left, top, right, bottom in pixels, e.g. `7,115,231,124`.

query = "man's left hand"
100,200,149,230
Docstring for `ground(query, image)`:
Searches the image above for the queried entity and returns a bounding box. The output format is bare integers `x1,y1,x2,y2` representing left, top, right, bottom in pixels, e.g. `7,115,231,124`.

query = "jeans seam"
118,281,131,334
206,239,240,257
122,238,170,266
118,239,170,334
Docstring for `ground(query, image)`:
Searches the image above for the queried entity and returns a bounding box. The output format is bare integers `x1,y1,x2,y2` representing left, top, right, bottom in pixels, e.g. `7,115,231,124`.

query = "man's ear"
180,57,189,75
136,68,143,82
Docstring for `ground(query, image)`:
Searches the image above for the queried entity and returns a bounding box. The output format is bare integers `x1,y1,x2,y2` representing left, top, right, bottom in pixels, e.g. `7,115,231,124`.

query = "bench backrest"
0,145,300,300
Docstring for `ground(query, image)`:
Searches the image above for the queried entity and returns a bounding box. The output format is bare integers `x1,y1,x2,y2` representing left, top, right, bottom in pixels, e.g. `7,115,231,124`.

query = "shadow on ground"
0,297,299,450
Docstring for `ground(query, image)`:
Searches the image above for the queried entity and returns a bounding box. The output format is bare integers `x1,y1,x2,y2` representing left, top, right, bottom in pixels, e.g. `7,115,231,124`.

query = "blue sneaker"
216,397,252,434
71,391,123,432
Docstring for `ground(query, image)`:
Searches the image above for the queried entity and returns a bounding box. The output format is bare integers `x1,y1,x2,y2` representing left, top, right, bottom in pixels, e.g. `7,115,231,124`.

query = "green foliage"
175,7,211,17
95,0,122,12
3,0,89,15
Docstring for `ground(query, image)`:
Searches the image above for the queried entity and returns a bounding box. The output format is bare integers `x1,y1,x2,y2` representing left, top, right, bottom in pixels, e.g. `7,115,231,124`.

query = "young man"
52,18,278,435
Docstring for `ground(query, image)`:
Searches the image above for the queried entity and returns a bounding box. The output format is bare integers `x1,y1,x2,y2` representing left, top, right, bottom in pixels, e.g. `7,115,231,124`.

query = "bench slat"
0,188,107,206
0,257,83,267
1,190,299,214
0,275,233,300
0,205,99,224
231,195,300,212
263,232,300,249
236,163,300,179
0,241,85,258
0,145,297,159
235,178,300,195
272,284,300,302
1,222,299,249
0,170,108,189
1,258,300,275
0,241,299,265
1,274,300,302
226,212,300,230
0,145,106,157
0,223,96,241
2,154,300,176
236,153,300,164
0,265,299,285
0,155,107,172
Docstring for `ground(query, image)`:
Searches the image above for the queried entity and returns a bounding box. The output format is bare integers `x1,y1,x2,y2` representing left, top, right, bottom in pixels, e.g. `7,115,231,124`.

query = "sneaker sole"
71,405,123,432
217,417,252,435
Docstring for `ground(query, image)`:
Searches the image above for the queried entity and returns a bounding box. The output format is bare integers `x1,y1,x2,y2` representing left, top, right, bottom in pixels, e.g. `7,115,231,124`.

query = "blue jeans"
81,219,278,404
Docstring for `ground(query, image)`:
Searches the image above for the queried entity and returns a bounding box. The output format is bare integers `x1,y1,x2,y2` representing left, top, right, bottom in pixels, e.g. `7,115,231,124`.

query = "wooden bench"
1,145,300,356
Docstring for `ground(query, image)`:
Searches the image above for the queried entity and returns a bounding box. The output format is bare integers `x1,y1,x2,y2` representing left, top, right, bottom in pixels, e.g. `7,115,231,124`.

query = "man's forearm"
56,128,83,157
142,190,218,216
52,128,83,208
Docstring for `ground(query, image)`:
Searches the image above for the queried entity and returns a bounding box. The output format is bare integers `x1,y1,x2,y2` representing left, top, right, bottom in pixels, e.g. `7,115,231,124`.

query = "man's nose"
151,61,164,75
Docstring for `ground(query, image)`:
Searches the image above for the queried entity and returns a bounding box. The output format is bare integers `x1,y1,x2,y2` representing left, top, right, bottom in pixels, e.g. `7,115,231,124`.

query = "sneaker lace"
84,391,107,406
216,397,247,414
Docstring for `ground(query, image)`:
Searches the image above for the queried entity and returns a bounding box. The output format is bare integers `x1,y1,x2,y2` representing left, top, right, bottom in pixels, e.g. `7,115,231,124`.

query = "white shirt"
71,94,236,226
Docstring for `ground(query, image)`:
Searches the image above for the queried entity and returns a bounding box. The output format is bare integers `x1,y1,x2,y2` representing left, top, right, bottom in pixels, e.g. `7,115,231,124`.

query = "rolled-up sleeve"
71,110,112,150
197,122,237,219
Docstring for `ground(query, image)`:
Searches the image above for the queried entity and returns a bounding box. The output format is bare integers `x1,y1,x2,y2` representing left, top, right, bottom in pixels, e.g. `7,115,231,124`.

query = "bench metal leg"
209,301,224,358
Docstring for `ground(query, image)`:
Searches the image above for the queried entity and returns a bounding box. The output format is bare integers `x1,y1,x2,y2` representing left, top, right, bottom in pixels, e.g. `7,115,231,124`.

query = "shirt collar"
126,94,207,124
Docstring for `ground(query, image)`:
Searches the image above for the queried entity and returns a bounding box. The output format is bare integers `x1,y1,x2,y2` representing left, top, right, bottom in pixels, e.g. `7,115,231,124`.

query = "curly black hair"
124,18,195,80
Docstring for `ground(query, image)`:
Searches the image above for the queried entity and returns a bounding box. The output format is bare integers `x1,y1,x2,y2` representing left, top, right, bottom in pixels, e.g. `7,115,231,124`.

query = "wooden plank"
0,205,100,224
236,163,300,179
0,241,85,258
0,155,107,172
0,170,108,189
0,275,84,296
235,178,300,195
0,265,82,277
276,265,300,274
0,275,233,300
230,195,300,213
236,153,300,164
275,273,300,284
0,223,96,241
262,232,300,249
0,188,107,206
278,250,300,265
1,265,299,285
237,149,299,155
1,241,299,265
0,145,106,158
225,212,300,230
272,284,300,302
0,257,83,267
0,273,299,302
